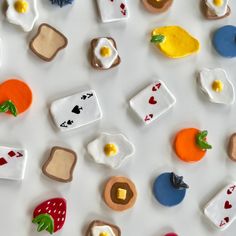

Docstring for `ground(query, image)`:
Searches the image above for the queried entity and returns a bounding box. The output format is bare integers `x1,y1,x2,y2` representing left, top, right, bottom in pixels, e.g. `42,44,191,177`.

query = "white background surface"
0,0,236,235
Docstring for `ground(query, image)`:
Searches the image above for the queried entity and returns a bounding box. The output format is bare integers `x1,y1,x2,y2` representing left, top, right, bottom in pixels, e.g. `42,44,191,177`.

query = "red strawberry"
32,198,66,234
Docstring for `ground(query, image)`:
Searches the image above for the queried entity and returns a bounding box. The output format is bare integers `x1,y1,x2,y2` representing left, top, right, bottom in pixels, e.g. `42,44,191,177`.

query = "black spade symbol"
67,120,73,125
72,105,81,114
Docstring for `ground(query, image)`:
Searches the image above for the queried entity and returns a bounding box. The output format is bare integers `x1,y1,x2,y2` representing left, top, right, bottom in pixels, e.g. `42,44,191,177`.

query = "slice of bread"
90,37,121,70
86,220,121,236
42,146,77,183
30,24,68,62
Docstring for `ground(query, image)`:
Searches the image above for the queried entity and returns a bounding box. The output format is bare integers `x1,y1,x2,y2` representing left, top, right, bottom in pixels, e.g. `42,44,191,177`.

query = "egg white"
92,225,115,236
94,38,118,69
87,133,135,169
206,0,229,17
6,0,38,32
198,68,235,105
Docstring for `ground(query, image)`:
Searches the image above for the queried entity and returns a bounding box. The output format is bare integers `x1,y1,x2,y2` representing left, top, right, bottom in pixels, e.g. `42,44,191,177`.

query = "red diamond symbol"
0,158,7,166
8,151,16,157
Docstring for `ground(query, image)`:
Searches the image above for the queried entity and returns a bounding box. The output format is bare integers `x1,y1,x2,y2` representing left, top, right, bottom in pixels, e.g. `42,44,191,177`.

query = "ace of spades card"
129,80,176,125
0,146,27,180
50,90,103,132
204,183,236,230
97,0,130,23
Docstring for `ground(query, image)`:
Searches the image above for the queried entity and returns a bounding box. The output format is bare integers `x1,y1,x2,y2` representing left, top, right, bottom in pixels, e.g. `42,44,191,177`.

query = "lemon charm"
151,26,200,59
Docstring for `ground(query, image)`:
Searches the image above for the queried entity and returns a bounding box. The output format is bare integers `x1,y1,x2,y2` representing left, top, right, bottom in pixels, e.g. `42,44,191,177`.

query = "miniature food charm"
174,128,212,163
104,176,137,211
96,0,129,23
202,0,231,20
50,90,102,132
42,146,77,183
151,26,200,58
0,78,33,116
6,0,38,32
228,134,236,161
32,198,66,234
204,183,236,230
130,80,176,125
86,220,121,236
142,0,173,13
50,0,74,7
0,146,27,180
30,24,68,62
90,37,121,70
198,68,235,105
153,172,189,207
87,133,135,169
213,25,236,58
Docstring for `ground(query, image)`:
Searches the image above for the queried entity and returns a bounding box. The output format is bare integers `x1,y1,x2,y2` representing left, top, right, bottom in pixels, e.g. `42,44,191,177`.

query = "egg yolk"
212,80,224,92
99,233,109,236
104,143,118,157
14,0,29,13
100,46,111,57
213,0,223,7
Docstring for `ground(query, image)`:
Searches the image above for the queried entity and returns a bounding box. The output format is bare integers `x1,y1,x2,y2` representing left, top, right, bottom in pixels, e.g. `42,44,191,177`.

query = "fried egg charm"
206,0,229,17
6,0,39,32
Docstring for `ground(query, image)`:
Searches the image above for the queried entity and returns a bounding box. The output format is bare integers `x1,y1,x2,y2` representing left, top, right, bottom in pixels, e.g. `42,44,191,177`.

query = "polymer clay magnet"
87,133,135,169
213,25,236,58
153,172,189,207
142,0,173,13
150,26,200,59
32,198,66,234
96,0,129,23
6,0,38,32
30,24,68,62
129,80,176,125
90,37,121,70
204,183,236,230
50,90,102,132
86,220,121,236
0,146,27,180
103,176,137,211
174,128,212,163
198,68,235,105
201,0,231,20
42,147,77,183
49,0,74,7
228,134,236,161
0,79,33,117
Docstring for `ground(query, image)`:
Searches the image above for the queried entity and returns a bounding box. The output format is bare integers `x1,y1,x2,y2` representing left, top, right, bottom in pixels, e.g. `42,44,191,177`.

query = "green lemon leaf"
150,34,165,43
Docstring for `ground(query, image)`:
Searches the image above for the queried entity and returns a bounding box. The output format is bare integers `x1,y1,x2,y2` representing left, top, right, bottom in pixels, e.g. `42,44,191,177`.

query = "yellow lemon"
212,80,223,92
151,26,200,59
104,143,118,157
14,0,29,13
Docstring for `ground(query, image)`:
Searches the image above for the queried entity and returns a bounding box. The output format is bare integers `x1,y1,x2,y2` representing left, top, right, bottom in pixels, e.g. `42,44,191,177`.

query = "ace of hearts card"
97,0,130,23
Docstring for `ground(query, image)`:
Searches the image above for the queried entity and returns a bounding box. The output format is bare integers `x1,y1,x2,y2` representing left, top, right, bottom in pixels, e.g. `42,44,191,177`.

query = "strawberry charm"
32,198,66,234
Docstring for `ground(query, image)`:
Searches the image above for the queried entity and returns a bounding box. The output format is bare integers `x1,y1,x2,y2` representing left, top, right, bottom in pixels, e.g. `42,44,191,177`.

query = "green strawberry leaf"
32,213,54,234
150,34,165,44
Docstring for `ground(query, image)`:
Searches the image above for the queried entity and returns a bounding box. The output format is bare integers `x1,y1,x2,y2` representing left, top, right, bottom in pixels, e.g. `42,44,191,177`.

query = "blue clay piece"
50,0,74,7
213,25,236,58
153,172,186,207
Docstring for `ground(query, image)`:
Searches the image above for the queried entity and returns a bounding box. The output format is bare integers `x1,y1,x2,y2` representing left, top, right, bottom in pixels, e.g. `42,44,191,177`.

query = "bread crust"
142,0,173,13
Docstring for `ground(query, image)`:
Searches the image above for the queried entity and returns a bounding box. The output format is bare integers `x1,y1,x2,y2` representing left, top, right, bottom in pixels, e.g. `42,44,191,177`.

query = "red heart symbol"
224,201,232,209
225,217,229,223
152,83,161,91
149,96,157,105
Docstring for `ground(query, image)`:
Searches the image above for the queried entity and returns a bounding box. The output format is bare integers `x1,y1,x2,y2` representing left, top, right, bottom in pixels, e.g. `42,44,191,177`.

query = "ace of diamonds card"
97,0,130,23
129,80,176,125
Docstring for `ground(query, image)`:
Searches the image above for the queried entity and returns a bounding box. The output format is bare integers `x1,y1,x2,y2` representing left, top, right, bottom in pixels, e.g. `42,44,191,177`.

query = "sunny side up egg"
198,68,235,105
6,0,38,32
92,225,116,236
87,133,135,169
206,0,229,17
94,38,119,69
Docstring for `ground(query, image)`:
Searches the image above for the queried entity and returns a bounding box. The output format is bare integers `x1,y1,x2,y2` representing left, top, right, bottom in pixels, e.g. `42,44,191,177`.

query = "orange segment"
174,128,206,163
0,79,33,114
